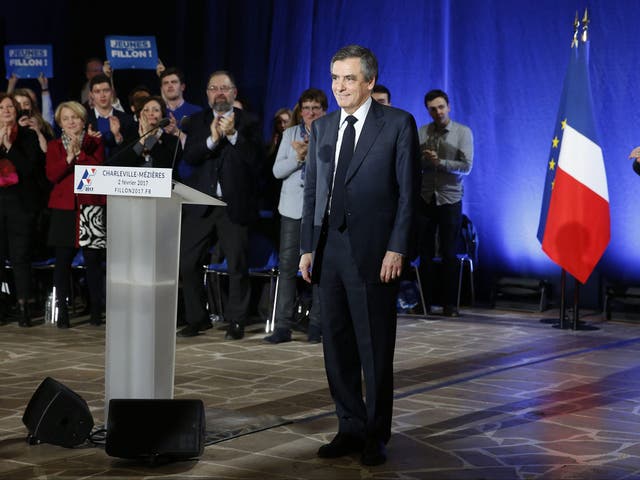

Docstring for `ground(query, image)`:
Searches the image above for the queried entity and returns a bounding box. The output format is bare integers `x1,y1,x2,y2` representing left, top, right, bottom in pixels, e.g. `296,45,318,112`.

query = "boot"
18,301,32,328
57,301,70,329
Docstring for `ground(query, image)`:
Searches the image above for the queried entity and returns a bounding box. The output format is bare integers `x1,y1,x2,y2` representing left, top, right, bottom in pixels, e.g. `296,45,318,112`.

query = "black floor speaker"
106,398,205,461
22,377,94,448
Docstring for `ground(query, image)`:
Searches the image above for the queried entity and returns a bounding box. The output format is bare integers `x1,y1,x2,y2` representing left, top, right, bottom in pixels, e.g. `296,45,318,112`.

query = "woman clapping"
46,102,106,328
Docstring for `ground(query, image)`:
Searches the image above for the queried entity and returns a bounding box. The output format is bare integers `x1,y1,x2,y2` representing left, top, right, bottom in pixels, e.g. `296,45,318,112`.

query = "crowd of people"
0,52,474,341
0,44,479,466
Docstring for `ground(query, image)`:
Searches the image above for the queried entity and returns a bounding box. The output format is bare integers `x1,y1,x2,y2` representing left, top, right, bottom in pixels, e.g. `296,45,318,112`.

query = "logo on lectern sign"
76,168,98,192
74,165,172,198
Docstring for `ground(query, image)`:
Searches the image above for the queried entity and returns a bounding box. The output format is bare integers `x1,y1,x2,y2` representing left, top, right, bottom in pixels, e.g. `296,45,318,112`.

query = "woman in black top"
0,93,45,326
112,96,181,172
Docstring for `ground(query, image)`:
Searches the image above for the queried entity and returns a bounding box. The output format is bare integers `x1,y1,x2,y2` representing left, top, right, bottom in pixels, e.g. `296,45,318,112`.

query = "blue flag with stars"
536,44,578,243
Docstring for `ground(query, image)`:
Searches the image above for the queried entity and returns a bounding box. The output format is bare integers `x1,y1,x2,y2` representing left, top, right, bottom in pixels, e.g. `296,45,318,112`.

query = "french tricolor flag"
537,25,610,284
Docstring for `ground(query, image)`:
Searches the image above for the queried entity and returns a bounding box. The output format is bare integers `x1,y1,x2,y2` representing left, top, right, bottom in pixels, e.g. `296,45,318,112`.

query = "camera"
18,109,32,118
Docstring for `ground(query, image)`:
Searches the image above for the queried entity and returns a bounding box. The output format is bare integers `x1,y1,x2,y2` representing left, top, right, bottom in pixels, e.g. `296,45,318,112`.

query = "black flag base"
552,318,600,331
539,317,558,325
551,269,599,331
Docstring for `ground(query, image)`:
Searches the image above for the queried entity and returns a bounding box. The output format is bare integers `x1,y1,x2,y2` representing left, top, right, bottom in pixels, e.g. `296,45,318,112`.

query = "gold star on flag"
552,136,559,148
549,158,556,170
561,119,567,130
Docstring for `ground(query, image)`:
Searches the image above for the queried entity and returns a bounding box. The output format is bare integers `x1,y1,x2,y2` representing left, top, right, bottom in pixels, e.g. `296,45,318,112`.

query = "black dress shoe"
360,438,387,466
307,325,322,343
263,328,291,344
177,324,201,337
225,322,244,340
317,433,364,458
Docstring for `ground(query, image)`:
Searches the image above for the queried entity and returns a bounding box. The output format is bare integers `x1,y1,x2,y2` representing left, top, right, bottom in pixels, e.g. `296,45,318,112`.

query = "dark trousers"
416,198,462,308
54,247,104,314
273,216,320,330
318,227,397,443
0,194,35,301
180,206,250,327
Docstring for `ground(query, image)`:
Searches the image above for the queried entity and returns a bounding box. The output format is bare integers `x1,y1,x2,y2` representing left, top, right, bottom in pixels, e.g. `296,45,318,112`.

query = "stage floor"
1,308,640,479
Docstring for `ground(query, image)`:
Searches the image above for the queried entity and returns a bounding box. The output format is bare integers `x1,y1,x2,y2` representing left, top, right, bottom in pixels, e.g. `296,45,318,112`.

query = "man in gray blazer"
299,45,420,466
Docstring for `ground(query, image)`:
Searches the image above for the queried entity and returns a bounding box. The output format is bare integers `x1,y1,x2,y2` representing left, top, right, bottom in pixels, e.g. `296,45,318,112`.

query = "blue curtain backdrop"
2,0,639,303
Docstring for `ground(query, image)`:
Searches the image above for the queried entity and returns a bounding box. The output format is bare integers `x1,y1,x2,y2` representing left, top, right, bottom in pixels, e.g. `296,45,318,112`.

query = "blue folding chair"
410,214,477,315
204,232,279,332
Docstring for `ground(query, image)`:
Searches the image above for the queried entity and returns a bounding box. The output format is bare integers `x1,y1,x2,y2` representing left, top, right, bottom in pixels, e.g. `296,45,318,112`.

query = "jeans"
273,216,320,330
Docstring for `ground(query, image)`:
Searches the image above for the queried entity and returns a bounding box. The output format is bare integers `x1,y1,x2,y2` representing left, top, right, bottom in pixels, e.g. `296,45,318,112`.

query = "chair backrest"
247,232,279,271
458,214,478,263
71,250,85,268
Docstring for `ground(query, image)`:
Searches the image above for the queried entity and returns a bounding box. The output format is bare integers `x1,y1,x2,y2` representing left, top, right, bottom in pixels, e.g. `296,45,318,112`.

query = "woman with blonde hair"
46,101,105,328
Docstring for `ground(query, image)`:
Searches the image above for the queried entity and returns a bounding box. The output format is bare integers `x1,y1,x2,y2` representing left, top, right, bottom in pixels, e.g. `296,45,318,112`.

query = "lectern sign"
74,166,172,198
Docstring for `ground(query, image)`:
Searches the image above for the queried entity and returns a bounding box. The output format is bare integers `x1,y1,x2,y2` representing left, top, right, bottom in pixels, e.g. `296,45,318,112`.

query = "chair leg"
215,273,224,322
456,258,464,311
266,274,279,333
413,265,429,320
468,259,475,306
203,270,227,322
455,258,475,311
204,270,211,315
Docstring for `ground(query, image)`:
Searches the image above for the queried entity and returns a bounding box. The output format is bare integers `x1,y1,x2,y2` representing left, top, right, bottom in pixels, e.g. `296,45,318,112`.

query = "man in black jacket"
178,70,262,339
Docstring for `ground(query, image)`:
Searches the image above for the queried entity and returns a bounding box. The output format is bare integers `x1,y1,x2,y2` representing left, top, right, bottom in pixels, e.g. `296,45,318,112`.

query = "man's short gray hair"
330,45,378,83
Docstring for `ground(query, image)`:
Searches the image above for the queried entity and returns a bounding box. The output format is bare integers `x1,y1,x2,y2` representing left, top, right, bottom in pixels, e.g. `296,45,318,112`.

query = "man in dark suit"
178,70,262,339
300,45,420,466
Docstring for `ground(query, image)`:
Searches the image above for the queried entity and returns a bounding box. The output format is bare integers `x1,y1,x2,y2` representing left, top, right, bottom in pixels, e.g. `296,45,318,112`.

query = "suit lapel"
321,112,341,191
346,101,385,182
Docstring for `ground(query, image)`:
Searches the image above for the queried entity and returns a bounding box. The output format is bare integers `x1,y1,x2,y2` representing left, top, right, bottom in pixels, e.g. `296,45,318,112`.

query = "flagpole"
559,269,567,329
572,280,580,330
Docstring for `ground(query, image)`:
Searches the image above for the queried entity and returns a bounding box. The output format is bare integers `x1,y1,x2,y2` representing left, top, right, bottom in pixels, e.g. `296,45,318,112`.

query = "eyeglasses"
207,85,234,92
301,106,322,112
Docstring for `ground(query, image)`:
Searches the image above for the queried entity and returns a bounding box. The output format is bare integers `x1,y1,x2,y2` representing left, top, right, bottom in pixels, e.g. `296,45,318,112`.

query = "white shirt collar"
94,107,114,119
339,96,372,127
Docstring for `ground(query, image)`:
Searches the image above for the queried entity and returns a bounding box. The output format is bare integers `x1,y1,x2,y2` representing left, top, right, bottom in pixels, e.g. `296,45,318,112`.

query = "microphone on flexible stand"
105,118,171,166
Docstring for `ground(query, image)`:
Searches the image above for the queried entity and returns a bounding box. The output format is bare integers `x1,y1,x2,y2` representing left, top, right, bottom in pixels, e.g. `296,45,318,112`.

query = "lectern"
75,166,222,419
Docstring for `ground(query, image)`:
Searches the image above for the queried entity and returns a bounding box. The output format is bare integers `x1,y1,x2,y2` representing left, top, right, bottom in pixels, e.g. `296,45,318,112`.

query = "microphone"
105,117,171,166
156,117,171,130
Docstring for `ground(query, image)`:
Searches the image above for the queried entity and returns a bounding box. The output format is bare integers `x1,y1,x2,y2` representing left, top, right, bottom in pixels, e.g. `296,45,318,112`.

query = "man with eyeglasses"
178,70,263,340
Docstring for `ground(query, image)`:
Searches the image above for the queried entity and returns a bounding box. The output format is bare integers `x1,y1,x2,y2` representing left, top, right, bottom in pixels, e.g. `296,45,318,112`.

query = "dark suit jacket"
634,159,640,176
86,108,136,153
182,107,263,225
300,99,420,283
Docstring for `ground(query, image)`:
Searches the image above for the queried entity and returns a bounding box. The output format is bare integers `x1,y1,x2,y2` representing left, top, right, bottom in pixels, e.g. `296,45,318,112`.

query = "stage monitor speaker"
106,399,205,460
22,377,94,448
